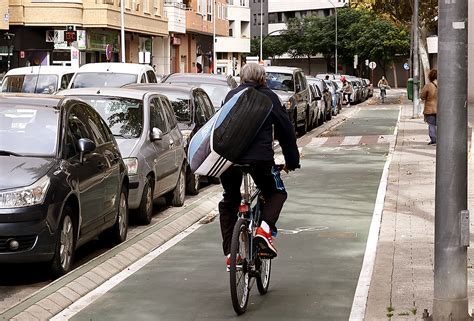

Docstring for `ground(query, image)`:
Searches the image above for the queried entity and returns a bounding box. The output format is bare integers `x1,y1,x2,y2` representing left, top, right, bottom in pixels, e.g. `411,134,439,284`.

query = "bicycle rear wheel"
256,256,271,294
230,218,250,315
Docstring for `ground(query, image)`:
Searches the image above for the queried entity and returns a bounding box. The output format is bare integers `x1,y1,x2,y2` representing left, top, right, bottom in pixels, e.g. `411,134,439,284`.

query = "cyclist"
377,76,390,101
219,63,300,268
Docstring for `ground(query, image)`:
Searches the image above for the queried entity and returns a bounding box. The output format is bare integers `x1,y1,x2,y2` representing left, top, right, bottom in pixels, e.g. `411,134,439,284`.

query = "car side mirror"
315,96,321,101
78,138,96,163
151,127,163,141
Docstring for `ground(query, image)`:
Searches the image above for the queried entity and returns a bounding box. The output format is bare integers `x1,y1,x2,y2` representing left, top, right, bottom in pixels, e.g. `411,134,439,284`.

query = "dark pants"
425,114,437,143
218,162,287,255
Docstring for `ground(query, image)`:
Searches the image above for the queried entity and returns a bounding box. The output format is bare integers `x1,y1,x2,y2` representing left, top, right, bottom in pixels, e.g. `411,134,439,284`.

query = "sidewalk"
364,99,474,320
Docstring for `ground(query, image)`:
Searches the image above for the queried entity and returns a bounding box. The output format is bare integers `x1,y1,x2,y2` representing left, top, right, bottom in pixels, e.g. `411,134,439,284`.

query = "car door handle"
97,161,106,169
169,139,174,148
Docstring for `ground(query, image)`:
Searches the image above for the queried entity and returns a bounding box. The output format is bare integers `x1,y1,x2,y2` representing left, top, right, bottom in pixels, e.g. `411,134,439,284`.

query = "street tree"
351,0,438,84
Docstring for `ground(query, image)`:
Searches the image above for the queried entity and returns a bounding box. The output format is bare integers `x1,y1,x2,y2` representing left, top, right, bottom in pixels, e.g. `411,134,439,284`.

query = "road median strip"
1,189,222,321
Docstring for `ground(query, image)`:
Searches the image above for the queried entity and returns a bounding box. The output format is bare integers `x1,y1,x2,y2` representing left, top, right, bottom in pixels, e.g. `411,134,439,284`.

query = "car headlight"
285,101,292,109
0,176,50,208
124,157,139,175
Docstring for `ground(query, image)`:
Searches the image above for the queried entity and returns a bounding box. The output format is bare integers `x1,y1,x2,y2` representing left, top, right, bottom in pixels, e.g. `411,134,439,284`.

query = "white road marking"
51,222,204,320
348,106,401,321
306,137,328,147
342,136,362,146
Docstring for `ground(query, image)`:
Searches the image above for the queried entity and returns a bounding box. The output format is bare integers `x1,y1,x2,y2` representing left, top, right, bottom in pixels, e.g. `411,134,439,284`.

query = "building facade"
215,0,250,75
0,0,169,74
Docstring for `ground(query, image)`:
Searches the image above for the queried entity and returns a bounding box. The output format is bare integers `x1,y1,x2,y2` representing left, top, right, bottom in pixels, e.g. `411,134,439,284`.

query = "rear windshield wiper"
0,150,23,156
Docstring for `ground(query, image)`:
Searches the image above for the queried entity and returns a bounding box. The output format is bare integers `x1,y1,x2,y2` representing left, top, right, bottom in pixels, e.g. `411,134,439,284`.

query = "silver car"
60,88,187,225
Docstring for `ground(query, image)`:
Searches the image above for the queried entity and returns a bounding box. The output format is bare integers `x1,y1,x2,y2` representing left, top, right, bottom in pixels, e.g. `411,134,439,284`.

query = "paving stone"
11,311,40,321
36,297,62,315
24,304,53,320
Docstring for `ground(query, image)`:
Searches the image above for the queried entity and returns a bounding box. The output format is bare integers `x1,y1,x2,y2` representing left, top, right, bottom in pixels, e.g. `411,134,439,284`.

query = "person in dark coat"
219,63,300,268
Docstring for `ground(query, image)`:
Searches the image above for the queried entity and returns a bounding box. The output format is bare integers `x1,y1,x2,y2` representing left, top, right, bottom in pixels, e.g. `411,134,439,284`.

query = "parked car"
161,73,237,110
307,82,323,128
0,94,129,277
1,66,77,94
265,66,311,135
348,79,362,104
124,83,216,195
60,88,187,225
363,78,373,97
307,77,332,122
334,79,348,106
68,63,157,89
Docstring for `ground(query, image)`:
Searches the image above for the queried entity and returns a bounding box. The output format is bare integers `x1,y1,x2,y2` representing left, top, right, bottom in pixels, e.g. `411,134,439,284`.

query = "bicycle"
229,164,278,315
379,85,390,103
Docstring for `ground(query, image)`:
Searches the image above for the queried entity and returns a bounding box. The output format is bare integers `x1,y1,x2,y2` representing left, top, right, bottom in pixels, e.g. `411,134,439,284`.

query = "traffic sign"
403,62,410,70
369,61,377,70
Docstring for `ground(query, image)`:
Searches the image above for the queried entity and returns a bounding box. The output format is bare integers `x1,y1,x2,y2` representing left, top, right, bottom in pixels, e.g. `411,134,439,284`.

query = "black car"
124,83,216,194
0,94,129,277
161,73,237,110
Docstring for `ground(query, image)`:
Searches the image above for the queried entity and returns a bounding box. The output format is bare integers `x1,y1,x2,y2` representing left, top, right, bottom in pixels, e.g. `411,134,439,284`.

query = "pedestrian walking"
420,69,438,145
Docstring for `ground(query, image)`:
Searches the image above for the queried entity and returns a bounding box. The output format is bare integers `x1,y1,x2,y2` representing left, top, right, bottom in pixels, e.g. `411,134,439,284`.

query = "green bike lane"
67,106,400,321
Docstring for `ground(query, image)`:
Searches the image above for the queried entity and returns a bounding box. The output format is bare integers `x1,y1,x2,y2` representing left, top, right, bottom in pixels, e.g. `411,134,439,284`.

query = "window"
200,91,215,117
229,28,233,36
193,94,206,125
207,0,212,21
218,2,221,18
161,97,177,128
153,0,161,15
150,98,169,133
140,74,147,83
146,70,157,83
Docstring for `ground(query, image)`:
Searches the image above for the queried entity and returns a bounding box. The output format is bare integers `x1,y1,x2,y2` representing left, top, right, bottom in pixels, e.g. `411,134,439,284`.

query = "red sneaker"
254,227,277,258
226,254,242,272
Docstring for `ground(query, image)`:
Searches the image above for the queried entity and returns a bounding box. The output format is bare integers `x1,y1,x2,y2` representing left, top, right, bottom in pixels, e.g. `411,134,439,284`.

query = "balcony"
164,0,186,34
215,36,250,53
268,23,286,35
227,5,249,22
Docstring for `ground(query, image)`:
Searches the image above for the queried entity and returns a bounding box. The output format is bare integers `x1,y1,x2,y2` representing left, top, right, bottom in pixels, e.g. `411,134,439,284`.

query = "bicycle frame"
238,172,262,271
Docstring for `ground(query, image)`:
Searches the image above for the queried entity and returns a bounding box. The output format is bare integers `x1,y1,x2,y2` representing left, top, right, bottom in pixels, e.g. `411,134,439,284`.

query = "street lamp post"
213,0,217,74
4,32,15,71
259,0,263,62
120,0,125,62
327,0,337,74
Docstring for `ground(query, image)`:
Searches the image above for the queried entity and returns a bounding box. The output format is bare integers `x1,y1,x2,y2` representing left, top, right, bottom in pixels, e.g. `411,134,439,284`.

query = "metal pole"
412,0,420,117
259,0,263,62
335,6,337,74
213,0,217,74
120,0,125,62
434,0,471,320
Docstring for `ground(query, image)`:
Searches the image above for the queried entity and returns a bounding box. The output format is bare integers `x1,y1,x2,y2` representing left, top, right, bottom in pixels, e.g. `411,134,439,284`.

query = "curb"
1,190,221,320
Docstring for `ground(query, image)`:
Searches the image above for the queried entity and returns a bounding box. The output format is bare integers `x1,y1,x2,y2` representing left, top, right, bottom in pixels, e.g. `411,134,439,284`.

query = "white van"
1,66,77,94
68,62,157,89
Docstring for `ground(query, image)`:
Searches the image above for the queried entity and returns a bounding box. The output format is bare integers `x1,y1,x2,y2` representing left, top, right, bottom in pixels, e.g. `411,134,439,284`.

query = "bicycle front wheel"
230,218,250,315
256,256,271,295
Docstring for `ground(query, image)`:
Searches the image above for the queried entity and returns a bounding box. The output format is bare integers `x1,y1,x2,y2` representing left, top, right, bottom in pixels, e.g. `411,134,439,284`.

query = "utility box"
407,78,413,101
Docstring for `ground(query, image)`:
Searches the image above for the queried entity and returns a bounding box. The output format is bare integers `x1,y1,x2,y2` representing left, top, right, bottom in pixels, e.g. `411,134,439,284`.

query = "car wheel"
101,186,128,245
136,178,153,225
50,206,75,278
186,169,200,195
167,166,185,207
297,110,308,136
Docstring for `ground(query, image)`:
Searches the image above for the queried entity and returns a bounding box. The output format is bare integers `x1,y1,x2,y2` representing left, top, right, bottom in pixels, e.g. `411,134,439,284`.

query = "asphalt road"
68,103,401,321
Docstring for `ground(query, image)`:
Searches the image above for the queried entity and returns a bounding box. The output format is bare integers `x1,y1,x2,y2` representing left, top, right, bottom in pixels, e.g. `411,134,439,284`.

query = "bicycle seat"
235,164,252,174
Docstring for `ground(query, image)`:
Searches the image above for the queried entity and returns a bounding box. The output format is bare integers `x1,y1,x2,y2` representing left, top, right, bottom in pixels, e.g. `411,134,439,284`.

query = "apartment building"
165,0,228,73
0,0,169,73
215,0,250,75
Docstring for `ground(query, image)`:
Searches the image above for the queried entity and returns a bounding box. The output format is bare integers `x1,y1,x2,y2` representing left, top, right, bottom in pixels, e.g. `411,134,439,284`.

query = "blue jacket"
224,82,300,170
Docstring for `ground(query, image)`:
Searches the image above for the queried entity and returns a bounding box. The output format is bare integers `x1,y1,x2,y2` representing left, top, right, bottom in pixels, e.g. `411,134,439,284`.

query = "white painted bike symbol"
278,226,329,235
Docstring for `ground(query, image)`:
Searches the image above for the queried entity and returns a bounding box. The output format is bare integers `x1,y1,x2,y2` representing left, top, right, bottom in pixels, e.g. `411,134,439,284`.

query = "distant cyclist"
219,63,300,269
377,76,390,102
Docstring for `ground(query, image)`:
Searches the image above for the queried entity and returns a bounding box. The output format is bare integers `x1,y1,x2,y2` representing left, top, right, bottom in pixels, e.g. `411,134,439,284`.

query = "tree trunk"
392,61,398,88
419,24,431,88
307,55,311,75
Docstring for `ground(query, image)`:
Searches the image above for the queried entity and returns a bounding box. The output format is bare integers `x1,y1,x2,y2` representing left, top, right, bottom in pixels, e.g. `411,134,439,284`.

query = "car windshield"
1,74,58,94
266,72,294,92
161,92,191,123
0,104,59,156
78,96,143,138
71,73,138,88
